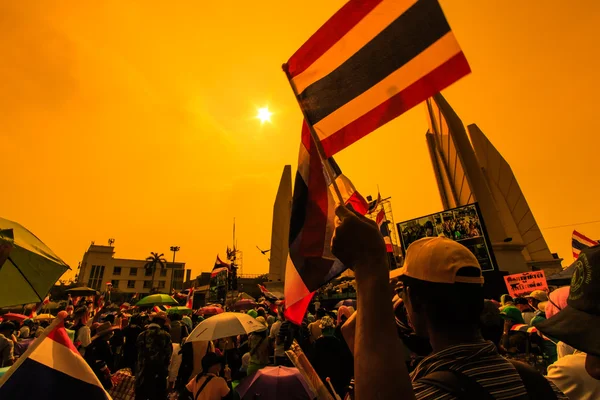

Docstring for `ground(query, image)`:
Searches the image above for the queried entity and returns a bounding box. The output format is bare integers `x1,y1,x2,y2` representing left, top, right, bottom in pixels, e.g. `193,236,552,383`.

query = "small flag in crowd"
42,294,50,306
0,311,111,399
572,230,599,259
284,0,470,158
284,122,368,324
258,284,280,302
211,255,231,278
376,209,394,253
186,288,195,309
66,294,74,315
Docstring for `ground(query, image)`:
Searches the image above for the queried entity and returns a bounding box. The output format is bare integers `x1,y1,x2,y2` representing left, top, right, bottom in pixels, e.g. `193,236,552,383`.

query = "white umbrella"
187,312,266,342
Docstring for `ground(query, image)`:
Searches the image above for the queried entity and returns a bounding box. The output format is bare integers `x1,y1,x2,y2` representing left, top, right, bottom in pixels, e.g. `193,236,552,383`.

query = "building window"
88,265,105,290
111,280,119,288
130,268,138,276
143,281,152,289
127,280,136,289
158,281,166,289
160,269,167,277
173,270,185,290
113,267,121,276
145,268,153,277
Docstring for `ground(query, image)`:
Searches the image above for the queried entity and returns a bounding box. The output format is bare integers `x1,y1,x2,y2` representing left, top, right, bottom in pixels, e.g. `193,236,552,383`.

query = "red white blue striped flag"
0,311,111,399
284,122,368,324
572,230,598,259
284,0,470,157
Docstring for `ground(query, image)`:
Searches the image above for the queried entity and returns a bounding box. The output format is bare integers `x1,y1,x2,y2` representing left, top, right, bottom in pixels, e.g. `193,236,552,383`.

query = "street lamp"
170,246,180,292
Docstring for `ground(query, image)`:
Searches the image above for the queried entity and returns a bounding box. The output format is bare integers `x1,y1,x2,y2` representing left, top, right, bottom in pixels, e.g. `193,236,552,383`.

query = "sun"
257,107,272,124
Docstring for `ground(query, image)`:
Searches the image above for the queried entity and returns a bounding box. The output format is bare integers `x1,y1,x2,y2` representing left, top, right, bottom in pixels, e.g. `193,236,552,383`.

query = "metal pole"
170,246,180,292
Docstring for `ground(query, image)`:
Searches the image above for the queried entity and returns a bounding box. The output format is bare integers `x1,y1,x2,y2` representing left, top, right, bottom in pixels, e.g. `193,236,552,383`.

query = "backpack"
417,360,557,400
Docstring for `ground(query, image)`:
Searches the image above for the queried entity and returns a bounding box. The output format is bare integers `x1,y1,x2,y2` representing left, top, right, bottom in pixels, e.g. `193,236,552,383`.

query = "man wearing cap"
84,321,120,389
135,311,172,400
536,246,600,399
331,205,567,399
186,352,232,400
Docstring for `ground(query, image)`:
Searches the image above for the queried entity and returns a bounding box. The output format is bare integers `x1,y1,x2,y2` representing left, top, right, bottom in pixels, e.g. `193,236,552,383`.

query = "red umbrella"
196,306,223,316
233,299,257,311
236,366,314,400
2,313,28,322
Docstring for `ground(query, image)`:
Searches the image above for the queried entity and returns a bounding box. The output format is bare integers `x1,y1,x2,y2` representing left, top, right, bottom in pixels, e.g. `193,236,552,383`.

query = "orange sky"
2,1,599,281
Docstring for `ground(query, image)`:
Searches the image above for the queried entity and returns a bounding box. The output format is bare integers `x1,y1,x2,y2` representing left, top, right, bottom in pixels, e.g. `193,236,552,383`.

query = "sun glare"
257,107,272,124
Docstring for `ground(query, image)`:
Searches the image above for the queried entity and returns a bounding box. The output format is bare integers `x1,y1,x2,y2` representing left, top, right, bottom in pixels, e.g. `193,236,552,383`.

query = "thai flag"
66,294,74,315
42,295,50,306
376,209,394,253
211,255,231,278
572,230,598,259
284,121,368,324
186,288,194,309
0,311,111,399
257,284,280,302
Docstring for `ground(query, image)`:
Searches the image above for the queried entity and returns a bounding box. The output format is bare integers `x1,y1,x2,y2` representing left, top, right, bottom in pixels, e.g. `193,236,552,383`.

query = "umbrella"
135,294,178,307
334,299,356,309
233,299,257,311
196,306,224,316
187,312,266,342
236,366,314,400
167,306,193,315
33,313,55,321
1,313,28,322
65,287,99,297
0,219,70,307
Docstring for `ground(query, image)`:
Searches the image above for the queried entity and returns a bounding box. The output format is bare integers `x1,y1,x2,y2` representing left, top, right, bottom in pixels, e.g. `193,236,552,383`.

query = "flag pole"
282,64,345,205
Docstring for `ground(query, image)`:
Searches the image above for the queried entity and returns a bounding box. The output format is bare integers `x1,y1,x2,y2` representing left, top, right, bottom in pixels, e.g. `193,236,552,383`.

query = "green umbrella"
167,306,193,315
0,218,70,307
135,294,178,307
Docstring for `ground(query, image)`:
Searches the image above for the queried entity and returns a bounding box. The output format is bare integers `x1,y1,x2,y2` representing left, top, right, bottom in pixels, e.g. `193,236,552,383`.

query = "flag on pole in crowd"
186,288,194,309
572,230,598,259
284,122,368,324
211,255,231,278
376,209,394,253
153,305,171,313
42,295,50,306
367,192,382,214
0,311,111,399
257,284,281,302
29,303,38,318
283,0,471,158
30,295,50,318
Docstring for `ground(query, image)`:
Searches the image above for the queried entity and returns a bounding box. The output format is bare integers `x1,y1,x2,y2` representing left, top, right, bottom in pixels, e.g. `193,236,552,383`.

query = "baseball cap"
391,237,483,284
525,290,548,303
535,245,600,356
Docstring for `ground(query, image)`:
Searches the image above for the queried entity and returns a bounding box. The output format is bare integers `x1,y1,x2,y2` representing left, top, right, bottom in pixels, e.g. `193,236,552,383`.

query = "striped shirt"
410,341,568,399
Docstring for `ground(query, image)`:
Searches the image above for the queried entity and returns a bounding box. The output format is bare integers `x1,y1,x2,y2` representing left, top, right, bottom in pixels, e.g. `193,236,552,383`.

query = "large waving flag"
284,0,470,158
572,230,598,259
186,287,195,309
211,255,230,278
0,311,111,399
376,209,394,253
284,122,368,324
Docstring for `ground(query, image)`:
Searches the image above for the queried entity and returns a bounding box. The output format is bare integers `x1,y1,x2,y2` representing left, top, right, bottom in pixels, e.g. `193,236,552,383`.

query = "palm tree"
144,252,167,292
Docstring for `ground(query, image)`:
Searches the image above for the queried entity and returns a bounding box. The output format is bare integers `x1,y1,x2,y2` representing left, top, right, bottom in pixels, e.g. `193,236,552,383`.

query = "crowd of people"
2,205,599,399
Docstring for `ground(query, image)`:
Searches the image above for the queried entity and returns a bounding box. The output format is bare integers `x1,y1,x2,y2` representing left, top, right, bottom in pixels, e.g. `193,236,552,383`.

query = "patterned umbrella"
134,294,178,307
233,299,257,311
196,306,224,316
236,366,314,400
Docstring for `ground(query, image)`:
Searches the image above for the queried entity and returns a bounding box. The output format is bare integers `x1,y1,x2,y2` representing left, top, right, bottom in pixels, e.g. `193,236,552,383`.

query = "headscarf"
545,286,570,319
337,306,354,326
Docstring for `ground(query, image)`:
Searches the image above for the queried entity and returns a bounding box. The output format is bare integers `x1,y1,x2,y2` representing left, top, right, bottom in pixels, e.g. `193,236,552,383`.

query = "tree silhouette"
144,252,167,292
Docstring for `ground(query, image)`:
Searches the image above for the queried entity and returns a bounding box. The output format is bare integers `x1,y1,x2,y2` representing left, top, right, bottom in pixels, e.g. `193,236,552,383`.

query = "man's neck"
428,329,485,353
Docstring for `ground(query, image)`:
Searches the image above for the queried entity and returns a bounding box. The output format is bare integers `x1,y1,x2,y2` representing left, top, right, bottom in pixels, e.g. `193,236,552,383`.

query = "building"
425,93,562,274
267,165,292,283
77,243,186,294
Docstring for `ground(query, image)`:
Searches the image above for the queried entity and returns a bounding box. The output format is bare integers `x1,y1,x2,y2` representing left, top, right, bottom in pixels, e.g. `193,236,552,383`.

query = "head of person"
0,322,14,336
151,311,168,327
254,316,268,337
392,237,484,341
103,313,115,325
23,318,34,327
525,290,548,312
201,352,224,375
170,313,182,322
267,315,276,326
545,286,570,319
319,315,335,336
513,297,531,312
256,308,266,318
247,309,258,319
536,246,600,379
130,314,142,326
500,294,513,307
480,300,503,346
73,307,89,324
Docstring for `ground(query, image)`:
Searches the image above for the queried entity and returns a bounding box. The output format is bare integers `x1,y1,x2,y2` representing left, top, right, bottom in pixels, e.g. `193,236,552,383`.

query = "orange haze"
1,1,599,281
